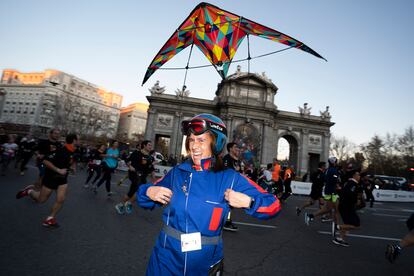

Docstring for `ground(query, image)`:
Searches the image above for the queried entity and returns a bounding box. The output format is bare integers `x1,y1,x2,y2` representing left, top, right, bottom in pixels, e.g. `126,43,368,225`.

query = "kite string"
158,46,294,70
245,34,251,120
182,44,194,90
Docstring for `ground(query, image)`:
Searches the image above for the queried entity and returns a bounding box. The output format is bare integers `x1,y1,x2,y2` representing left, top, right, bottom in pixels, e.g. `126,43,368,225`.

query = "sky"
1,0,413,146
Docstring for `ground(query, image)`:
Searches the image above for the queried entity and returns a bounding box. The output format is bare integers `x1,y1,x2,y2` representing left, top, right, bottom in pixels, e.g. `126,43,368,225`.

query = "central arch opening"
277,134,298,171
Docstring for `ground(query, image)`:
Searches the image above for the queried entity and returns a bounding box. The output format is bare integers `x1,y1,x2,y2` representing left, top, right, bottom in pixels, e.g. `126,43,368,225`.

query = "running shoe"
321,216,333,223
20,171,25,176
332,222,338,238
107,191,113,197
16,185,34,199
296,207,302,216
83,184,90,188
385,244,401,263
115,203,125,215
304,213,314,226
332,237,349,247
42,217,59,228
223,221,239,232
125,202,133,214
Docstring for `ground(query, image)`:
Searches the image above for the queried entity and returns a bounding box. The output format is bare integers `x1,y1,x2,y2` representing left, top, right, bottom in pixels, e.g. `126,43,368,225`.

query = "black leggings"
85,165,102,184
281,180,292,200
96,163,114,192
19,152,33,171
127,171,147,198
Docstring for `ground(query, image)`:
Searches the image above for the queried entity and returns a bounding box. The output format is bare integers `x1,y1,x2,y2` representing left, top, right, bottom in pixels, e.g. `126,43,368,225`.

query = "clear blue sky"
1,0,413,145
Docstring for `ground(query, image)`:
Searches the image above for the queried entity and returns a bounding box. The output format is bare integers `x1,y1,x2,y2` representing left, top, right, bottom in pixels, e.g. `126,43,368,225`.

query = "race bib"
94,160,101,165
181,232,202,252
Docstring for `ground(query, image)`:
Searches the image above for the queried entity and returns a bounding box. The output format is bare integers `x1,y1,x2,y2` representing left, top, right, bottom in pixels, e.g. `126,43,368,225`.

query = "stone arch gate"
144,69,334,177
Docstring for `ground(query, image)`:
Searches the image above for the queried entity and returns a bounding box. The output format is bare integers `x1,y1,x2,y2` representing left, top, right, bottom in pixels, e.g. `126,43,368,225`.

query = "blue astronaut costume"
137,114,281,275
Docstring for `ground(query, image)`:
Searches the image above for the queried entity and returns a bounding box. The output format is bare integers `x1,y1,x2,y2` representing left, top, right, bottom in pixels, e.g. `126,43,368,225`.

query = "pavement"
0,164,413,275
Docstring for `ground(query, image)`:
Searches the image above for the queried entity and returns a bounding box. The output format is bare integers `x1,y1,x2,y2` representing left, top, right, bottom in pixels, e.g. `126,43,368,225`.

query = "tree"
361,135,385,174
398,126,414,158
330,135,356,161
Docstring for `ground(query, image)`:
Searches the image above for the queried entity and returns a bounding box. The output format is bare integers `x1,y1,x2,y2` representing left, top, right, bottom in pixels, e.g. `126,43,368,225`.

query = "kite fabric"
142,2,326,85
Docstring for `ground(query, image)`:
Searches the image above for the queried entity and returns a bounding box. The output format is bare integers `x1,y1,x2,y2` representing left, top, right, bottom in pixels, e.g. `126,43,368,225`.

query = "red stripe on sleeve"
239,175,281,216
242,175,267,194
257,198,281,216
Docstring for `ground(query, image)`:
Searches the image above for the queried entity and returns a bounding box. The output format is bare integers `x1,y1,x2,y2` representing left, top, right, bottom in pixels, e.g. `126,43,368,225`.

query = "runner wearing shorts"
296,161,326,216
16,133,78,228
333,169,361,247
386,213,414,263
114,140,154,215
305,157,340,226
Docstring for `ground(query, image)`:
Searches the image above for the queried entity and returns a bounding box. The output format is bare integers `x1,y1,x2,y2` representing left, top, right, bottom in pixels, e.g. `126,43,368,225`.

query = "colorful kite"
142,2,326,85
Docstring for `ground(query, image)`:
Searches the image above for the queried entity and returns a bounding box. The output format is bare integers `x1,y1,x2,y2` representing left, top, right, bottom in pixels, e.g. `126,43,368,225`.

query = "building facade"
144,67,334,176
117,102,148,140
0,69,122,138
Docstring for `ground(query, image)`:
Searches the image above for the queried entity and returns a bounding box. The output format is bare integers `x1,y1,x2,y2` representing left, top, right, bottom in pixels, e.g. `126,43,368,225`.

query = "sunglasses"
181,119,227,136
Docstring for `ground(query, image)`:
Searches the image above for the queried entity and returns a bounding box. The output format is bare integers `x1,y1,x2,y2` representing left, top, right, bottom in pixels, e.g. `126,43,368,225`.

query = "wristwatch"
249,197,255,209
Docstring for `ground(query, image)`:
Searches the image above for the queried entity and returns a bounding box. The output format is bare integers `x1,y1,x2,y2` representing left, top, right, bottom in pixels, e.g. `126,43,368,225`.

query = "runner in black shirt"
16,133,78,228
34,129,62,189
333,169,361,247
115,140,154,215
296,162,326,216
386,213,414,263
18,135,37,176
83,144,106,188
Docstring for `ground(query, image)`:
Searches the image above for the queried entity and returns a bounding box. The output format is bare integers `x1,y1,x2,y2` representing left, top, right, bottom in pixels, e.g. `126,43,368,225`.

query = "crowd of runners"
1,125,412,266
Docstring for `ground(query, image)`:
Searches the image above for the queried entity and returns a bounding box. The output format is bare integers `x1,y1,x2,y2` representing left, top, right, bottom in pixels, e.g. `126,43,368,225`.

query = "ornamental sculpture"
175,85,190,98
320,106,331,120
149,80,166,95
299,103,311,117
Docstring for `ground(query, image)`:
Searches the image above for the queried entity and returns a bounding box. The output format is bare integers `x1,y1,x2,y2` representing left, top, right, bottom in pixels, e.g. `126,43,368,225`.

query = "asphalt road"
0,165,413,275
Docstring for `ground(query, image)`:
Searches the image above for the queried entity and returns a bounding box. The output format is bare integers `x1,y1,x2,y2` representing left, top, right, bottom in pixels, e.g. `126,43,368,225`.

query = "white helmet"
328,156,337,164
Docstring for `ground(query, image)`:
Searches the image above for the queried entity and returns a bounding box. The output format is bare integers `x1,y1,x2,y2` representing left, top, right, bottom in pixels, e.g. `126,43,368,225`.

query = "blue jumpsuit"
138,158,281,275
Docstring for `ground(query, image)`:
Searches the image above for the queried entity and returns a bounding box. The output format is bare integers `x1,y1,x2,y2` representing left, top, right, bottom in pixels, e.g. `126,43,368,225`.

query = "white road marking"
373,213,407,218
318,231,400,241
234,221,277,229
369,207,412,213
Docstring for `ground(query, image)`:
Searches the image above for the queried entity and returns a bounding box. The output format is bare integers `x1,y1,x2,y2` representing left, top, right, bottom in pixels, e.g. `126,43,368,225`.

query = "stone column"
145,108,156,141
222,114,233,141
261,120,273,164
322,131,330,162
172,111,183,158
299,129,309,177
